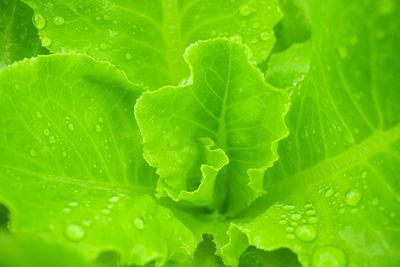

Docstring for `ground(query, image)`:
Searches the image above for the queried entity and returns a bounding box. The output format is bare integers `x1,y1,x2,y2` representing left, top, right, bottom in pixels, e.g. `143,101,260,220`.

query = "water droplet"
239,4,252,16
48,135,56,144
252,22,260,28
41,37,52,47
68,123,75,131
30,149,37,157
325,188,334,197
134,218,144,229
306,209,316,216
286,233,295,240
308,216,319,224
260,32,270,41
279,219,287,224
32,13,46,29
311,246,347,267
283,204,295,210
291,213,302,221
53,16,65,25
230,34,243,43
109,196,119,203
95,124,102,133
295,224,317,242
371,197,379,206
102,209,110,214
338,208,346,214
286,226,294,232
43,129,50,136
35,111,42,119
65,224,85,241
68,202,78,207
63,207,71,213
125,53,132,60
345,189,362,206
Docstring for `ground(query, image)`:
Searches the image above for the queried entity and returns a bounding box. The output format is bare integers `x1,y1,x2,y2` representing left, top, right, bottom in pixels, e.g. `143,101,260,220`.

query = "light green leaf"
0,0,47,68
0,233,95,267
273,0,311,52
21,0,282,88
227,0,400,265
135,38,289,216
265,40,310,90
0,54,196,266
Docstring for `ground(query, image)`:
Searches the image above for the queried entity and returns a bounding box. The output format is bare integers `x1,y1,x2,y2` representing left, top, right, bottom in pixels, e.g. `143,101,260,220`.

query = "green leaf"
136,39,289,215
273,0,311,53
0,54,196,266
265,40,310,89
0,0,47,68
20,0,282,88
0,233,95,267
226,0,400,265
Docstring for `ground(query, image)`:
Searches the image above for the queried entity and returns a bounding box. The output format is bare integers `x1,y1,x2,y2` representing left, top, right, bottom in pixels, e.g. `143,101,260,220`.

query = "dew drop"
311,246,347,267
371,198,379,206
41,37,52,47
125,52,132,60
134,218,144,229
68,202,78,207
32,13,46,29
279,219,287,225
295,224,317,242
239,4,252,16
306,209,316,216
283,204,295,210
324,188,334,197
286,233,295,240
65,224,85,241
109,196,119,203
308,216,319,224
43,129,50,136
48,135,56,144
338,208,346,214
230,34,243,43
102,209,110,214
68,123,75,131
95,124,102,133
30,149,37,157
53,16,65,25
345,189,362,206
291,213,302,221
260,32,270,41
286,226,294,233
35,111,42,119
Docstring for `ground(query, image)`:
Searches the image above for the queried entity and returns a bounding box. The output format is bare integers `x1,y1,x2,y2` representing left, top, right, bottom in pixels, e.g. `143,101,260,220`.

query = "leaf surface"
21,0,282,88
0,54,196,266
136,38,289,215
224,0,400,265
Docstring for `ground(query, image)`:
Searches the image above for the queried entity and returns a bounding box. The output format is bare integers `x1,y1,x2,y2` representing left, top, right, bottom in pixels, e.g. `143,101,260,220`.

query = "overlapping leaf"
136,38,289,216
21,0,282,88
219,0,400,266
0,54,196,266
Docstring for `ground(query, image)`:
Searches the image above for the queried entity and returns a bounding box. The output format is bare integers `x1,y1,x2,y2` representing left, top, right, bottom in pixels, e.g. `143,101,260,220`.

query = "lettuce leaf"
20,0,282,88
135,38,289,215
0,54,196,266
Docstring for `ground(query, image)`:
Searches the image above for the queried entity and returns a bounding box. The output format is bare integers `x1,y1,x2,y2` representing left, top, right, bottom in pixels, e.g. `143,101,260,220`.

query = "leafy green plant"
0,0,399,266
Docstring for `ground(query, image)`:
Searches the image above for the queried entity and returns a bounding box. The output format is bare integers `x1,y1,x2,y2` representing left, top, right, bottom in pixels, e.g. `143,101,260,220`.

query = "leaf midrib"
272,124,400,196
162,0,186,84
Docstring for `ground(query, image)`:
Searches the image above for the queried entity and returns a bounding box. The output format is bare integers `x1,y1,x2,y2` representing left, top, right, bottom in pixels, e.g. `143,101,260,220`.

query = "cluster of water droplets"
278,202,318,242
